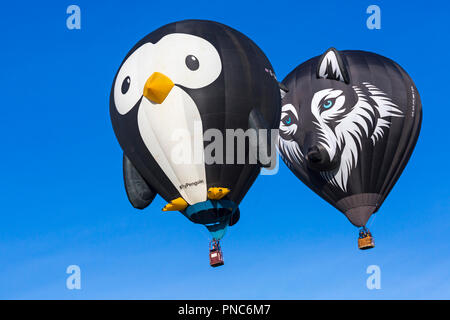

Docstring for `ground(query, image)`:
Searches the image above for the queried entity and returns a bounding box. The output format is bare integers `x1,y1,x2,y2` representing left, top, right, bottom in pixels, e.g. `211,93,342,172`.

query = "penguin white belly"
137,86,207,205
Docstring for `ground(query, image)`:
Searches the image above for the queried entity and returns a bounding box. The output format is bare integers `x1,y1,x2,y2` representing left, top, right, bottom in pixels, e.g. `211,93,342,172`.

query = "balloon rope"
368,212,377,229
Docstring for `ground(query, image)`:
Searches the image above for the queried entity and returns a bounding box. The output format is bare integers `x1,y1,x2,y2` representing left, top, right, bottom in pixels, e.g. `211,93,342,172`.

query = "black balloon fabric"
278,48,422,227
110,20,281,238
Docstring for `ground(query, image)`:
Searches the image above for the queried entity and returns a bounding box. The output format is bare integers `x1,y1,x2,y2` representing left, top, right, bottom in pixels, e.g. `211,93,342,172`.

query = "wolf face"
279,49,403,192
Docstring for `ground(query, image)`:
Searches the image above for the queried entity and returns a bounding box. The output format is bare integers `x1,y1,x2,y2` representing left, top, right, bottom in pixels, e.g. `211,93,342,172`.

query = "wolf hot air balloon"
110,20,281,266
278,48,422,249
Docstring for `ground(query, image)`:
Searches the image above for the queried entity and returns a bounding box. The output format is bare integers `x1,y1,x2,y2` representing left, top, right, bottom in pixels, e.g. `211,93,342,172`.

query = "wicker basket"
358,236,375,250
209,250,224,267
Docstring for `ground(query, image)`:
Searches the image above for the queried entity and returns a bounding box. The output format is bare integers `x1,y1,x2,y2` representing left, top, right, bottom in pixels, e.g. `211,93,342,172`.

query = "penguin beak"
143,72,174,104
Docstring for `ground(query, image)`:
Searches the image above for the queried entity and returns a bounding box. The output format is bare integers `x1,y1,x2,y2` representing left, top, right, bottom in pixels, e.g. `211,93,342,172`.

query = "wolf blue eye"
323,100,333,109
285,117,292,125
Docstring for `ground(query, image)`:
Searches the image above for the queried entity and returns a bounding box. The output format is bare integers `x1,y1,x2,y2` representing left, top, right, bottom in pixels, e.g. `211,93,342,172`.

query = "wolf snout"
306,145,323,163
306,145,339,171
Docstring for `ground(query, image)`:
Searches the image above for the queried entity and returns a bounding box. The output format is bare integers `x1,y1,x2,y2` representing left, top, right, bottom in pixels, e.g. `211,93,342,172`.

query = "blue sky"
0,0,449,299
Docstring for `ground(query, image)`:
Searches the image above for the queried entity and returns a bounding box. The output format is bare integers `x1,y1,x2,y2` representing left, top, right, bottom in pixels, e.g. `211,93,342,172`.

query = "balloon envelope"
110,20,281,238
278,48,422,227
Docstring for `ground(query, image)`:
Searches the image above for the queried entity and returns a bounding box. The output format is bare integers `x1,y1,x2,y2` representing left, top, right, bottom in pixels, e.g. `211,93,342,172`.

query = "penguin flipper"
123,153,156,209
248,108,276,168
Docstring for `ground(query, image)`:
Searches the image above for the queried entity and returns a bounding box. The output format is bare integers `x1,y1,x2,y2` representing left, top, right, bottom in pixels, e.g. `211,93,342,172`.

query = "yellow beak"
143,72,174,104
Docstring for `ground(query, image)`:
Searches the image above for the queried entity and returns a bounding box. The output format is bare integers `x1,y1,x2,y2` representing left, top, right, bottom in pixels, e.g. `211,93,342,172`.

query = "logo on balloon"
180,180,205,190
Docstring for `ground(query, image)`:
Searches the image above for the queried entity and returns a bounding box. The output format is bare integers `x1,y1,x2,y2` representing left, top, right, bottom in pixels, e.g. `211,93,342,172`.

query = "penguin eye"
121,76,131,94
185,55,199,71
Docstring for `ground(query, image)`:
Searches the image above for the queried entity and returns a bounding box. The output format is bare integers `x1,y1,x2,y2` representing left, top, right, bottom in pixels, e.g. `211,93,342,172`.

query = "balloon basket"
209,239,224,268
358,228,375,250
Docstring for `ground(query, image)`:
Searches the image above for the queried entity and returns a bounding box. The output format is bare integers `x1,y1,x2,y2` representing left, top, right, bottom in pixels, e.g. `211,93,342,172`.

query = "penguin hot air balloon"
110,20,281,266
278,48,422,249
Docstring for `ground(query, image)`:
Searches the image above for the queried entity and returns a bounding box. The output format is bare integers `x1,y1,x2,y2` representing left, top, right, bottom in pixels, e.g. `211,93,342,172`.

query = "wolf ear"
316,48,350,84
279,82,288,99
